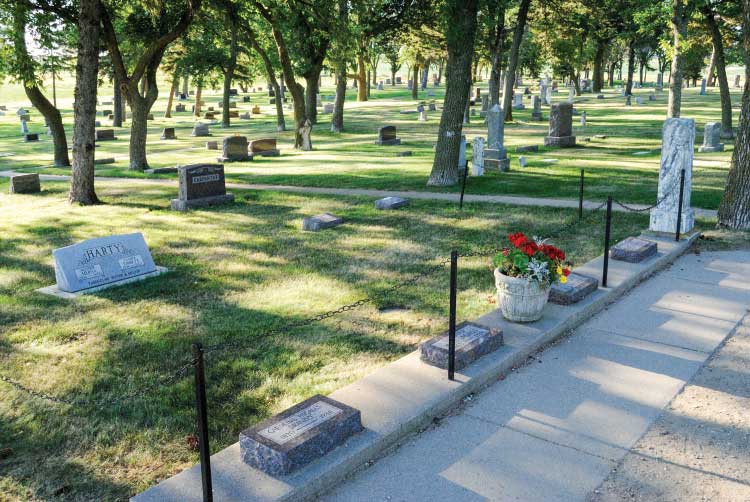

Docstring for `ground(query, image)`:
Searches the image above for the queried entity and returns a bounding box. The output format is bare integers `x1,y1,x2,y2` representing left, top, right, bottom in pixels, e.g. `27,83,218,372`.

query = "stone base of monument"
420,321,503,370
485,158,510,172
375,138,401,146
240,395,363,476
549,273,599,305
610,236,658,263
375,197,409,210
544,135,576,147
171,193,235,211
249,149,280,159
302,213,343,231
698,144,724,153
145,167,179,174
37,266,168,299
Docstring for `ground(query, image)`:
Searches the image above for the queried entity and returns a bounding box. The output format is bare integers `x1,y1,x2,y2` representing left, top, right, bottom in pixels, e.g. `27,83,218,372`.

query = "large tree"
502,0,531,122
667,0,691,117
702,1,734,139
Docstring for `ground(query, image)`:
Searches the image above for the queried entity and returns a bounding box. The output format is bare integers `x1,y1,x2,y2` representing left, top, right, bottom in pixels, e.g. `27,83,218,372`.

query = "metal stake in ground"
602,196,613,288
579,169,585,221
675,169,685,242
459,161,469,210
448,250,458,380
192,343,213,502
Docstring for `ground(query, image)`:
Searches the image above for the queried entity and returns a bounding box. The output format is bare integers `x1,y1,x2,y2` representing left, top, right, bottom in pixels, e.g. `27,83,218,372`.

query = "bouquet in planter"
493,232,571,287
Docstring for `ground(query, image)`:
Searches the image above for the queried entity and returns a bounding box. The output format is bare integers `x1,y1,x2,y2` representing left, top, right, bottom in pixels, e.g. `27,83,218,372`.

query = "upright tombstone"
171,164,235,211
377,82,384,91
698,122,724,153
249,138,281,158
544,103,576,147
472,137,485,176
635,96,643,105
657,73,664,90
9,173,41,194
567,87,574,103
20,120,29,135
699,79,707,95
191,123,211,137
407,79,413,90
252,105,261,114
375,125,401,145
545,86,553,105
480,95,490,118
512,94,525,110
625,95,631,106
95,129,117,141
322,103,334,114
175,103,186,113
219,135,250,162
540,84,549,106
418,104,427,122
24,133,39,142
485,105,510,171
649,118,695,235
735,74,742,88
458,135,467,171
475,87,481,100
428,101,437,112
580,110,587,127
531,96,543,121
160,127,176,140
396,76,402,84
37,233,167,297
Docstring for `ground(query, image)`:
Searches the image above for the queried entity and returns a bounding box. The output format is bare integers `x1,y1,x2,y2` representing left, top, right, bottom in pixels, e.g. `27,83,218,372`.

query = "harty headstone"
472,137,485,176
375,125,401,146
171,164,234,211
239,395,363,476
40,233,165,296
95,129,117,141
219,135,250,162
540,84,549,106
698,122,724,153
544,103,576,147
302,213,343,231
649,118,695,235
610,237,658,263
9,173,40,194
375,196,409,210
420,321,503,370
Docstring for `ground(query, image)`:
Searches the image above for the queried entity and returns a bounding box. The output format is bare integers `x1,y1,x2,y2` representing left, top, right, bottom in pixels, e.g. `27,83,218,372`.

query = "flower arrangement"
493,232,571,288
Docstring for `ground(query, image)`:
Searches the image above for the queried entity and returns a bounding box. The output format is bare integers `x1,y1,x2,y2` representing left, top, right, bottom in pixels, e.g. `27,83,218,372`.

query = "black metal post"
193,343,213,502
675,169,685,242
448,250,458,381
602,196,613,288
579,169,585,221
459,161,469,210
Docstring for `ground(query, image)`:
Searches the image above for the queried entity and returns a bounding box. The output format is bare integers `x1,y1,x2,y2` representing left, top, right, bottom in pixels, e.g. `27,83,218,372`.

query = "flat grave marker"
9,173,40,194
610,236,657,263
549,273,599,305
302,213,343,232
420,321,504,370
375,196,409,210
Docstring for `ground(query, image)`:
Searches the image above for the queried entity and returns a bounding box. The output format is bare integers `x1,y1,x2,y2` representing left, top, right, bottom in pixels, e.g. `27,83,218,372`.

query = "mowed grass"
0,176,675,501
0,73,739,210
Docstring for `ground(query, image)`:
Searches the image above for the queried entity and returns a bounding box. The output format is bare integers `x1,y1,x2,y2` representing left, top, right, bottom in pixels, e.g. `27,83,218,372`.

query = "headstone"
610,237,658,263
649,94,656,101
625,95,631,106
206,141,218,150
0,105,6,111
20,121,29,135
540,85,549,106
418,107,427,121
549,273,599,305
699,78,707,95
94,158,116,165
546,86,553,105
375,125,401,146
698,122,724,153
219,135,250,162
19,113,31,122
480,95,490,118
375,197,409,210
252,105,261,114
229,88,238,96
101,109,112,117
240,112,251,119
204,112,216,120
269,98,276,105
377,82,383,91
472,137,485,176
228,110,239,118
396,76,402,84
239,395,363,476
322,103,334,114
457,135,467,171
635,96,643,105
160,127,176,140
735,74,741,88
649,118,695,235
302,213,343,231
427,89,435,97
144,167,178,174
544,103,576,147
580,111,586,127
420,321,503,370
408,79,413,90
475,87,481,100
428,101,436,112
567,87,574,103
657,73,664,90
243,96,251,103
95,129,117,142
396,151,412,157
597,94,605,100
191,124,211,137
486,105,510,171
42,233,164,295
268,89,275,97
249,138,280,158
16,108,28,116
531,96,543,121
170,164,234,211
147,113,154,120
175,104,186,112
9,173,40,194
512,94,525,110
516,145,538,153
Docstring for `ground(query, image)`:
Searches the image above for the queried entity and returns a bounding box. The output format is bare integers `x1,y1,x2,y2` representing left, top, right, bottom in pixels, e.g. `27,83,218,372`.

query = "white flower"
533,236,551,246
527,258,550,282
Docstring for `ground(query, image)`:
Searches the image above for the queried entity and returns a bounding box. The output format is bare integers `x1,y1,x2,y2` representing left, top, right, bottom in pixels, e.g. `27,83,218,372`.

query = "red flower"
522,242,538,256
563,268,570,277
508,232,528,248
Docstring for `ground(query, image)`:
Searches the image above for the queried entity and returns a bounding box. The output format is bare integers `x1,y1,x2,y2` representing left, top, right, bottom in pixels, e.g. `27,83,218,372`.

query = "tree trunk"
194,84,203,117
332,60,347,133
608,62,616,86
438,59,444,84
391,68,396,86
427,0,479,186
245,26,285,131
181,74,189,95
125,62,160,170
69,0,100,205
113,70,124,127
705,46,717,86
502,0,532,121
412,64,419,99
305,72,320,125
356,52,367,101
164,71,178,118
488,3,505,107
593,39,606,92
625,40,635,95
705,9,733,138
668,0,688,118
271,80,285,131
222,16,239,128
270,23,311,149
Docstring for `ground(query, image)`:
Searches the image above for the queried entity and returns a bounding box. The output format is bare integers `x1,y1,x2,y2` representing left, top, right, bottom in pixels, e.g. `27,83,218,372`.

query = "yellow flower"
560,275,568,284
556,266,563,275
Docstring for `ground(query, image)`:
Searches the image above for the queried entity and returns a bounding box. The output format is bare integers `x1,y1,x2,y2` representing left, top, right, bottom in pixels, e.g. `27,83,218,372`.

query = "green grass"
0,177,672,501
0,75,739,210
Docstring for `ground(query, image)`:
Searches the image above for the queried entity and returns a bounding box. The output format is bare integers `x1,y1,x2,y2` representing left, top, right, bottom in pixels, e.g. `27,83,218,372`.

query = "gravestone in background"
175,104,186,112
513,93,525,110
420,321,504,370
160,127,176,140
219,135,250,162
205,141,218,150
375,196,409,210
252,105,261,114
531,96,543,121
396,76,402,84
699,79,707,95
302,213,344,231
472,137,485,176
96,129,117,141
37,233,166,297
228,110,239,118
9,173,40,194
171,164,234,211
250,138,280,158
735,74,741,88
204,112,216,120
240,112,251,119
191,123,211,137
322,103,334,114
480,95,489,118
649,118,695,234
698,122,724,153
485,105,510,171
24,133,39,142
544,103,576,147
239,395,363,476
375,125,401,146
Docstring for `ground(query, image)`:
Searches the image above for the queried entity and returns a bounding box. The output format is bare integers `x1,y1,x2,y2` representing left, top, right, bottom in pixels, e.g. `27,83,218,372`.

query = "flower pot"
494,268,551,322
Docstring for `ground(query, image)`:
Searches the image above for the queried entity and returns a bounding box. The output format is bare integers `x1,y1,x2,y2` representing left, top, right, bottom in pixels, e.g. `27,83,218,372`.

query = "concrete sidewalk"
320,250,750,502
0,170,719,220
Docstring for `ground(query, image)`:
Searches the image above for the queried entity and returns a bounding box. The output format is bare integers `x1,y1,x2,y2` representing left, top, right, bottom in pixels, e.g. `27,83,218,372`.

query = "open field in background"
0,71,742,209
0,177,668,500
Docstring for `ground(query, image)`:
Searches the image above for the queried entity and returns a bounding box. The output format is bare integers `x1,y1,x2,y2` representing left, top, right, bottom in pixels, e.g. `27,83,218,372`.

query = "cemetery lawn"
1,84,737,210
0,177,710,501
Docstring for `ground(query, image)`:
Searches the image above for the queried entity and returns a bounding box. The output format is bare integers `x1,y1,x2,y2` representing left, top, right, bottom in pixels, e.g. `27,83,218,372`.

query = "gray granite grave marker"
698,122,724,153
9,173,40,194
170,164,234,211
420,321,503,370
218,136,250,162
375,125,401,146
610,236,657,263
249,138,280,158
549,273,598,305
531,96,543,121
302,213,343,231
375,196,409,210
95,129,117,141
24,133,39,142
160,127,176,140
544,103,576,147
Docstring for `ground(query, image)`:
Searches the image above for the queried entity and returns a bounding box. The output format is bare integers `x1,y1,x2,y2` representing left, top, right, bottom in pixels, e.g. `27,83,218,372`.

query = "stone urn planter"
494,268,551,322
